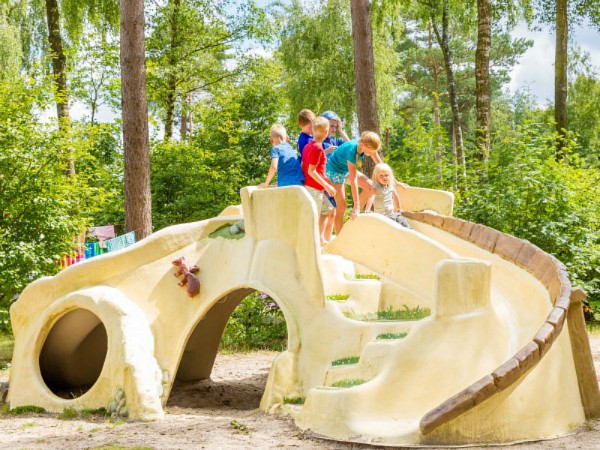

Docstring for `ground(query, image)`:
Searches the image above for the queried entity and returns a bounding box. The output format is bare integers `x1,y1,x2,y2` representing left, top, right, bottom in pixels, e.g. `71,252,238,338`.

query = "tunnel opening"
39,308,108,399
168,288,288,410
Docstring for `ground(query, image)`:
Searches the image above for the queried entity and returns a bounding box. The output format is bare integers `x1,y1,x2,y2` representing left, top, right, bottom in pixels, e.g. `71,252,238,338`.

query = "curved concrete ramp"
7,186,599,446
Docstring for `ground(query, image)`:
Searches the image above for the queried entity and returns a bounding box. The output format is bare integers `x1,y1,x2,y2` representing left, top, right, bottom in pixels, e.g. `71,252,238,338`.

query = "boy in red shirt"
302,117,336,245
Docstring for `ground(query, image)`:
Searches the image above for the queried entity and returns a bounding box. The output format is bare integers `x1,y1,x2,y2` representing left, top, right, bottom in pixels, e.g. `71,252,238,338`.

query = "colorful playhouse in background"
7,185,600,446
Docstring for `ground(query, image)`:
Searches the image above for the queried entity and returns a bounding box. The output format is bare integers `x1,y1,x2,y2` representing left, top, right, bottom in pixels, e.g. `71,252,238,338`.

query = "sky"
508,21,600,104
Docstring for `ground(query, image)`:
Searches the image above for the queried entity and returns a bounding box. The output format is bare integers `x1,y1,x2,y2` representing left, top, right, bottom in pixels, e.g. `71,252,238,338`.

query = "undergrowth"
331,379,366,388
331,356,359,366
345,305,431,321
376,332,408,340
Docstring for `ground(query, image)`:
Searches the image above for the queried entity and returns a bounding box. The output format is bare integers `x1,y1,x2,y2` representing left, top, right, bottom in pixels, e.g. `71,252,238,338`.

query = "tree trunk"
163,0,181,143
475,0,492,161
120,0,153,239
180,96,188,141
350,0,380,178
555,0,568,160
432,1,466,179
45,0,75,176
429,22,443,183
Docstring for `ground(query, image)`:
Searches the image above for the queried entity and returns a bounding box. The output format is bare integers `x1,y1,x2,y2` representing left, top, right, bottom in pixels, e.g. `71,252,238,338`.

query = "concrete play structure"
7,185,600,446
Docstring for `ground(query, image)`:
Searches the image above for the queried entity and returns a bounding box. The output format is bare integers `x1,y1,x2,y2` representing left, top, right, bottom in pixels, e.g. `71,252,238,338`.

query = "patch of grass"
343,273,381,281
376,332,408,340
331,379,366,388
59,407,78,419
586,321,600,337
326,293,350,301
0,333,14,370
230,419,248,432
331,356,360,366
345,305,431,322
209,223,245,240
21,422,37,429
283,396,305,405
80,407,109,417
9,405,46,415
355,273,381,280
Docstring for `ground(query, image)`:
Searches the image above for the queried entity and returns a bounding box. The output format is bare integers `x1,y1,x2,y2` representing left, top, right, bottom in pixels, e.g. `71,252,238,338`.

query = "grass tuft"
376,332,408,340
331,379,366,388
9,405,46,415
326,293,350,301
331,356,360,366
80,407,109,417
59,407,78,419
345,305,431,322
355,273,381,280
283,396,305,405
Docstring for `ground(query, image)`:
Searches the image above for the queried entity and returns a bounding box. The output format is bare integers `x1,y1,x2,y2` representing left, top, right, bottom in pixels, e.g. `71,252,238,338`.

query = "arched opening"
39,308,108,398
169,288,288,410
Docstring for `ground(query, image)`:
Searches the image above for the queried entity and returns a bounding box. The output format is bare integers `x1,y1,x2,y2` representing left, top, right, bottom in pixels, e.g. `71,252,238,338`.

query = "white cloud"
508,22,600,104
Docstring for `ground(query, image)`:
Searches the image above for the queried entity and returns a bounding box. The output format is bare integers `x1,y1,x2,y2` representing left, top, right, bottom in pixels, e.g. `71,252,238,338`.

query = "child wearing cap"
321,110,349,155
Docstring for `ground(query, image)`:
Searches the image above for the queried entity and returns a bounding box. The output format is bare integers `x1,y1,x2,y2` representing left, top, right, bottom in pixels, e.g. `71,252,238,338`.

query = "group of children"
261,109,410,245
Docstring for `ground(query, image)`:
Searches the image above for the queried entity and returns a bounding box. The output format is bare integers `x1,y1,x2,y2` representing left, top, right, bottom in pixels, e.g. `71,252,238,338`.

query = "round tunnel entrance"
39,308,108,398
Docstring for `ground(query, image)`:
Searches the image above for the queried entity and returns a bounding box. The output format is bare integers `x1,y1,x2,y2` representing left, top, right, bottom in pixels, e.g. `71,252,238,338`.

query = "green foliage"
330,378,366,388
457,119,600,304
354,273,382,280
209,224,245,240
0,308,10,334
376,332,408,340
58,407,78,419
346,305,431,321
8,405,46,415
220,292,287,352
283,396,305,405
0,332,13,370
0,76,91,307
326,293,350,301
331,356,360,366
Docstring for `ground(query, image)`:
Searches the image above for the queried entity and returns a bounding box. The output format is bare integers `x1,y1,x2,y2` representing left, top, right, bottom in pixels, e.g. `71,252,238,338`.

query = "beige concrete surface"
7,185,587,446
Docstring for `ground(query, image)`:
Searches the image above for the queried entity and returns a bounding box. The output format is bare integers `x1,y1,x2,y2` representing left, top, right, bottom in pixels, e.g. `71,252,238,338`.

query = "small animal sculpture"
172,256,200,298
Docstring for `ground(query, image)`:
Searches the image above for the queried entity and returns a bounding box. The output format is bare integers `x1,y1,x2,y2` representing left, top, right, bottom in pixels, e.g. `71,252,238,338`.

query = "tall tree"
431,0,466,178
45,0,74,175
120,0,152,239
475,0,492,161
350,0,380,176
554,0,568,159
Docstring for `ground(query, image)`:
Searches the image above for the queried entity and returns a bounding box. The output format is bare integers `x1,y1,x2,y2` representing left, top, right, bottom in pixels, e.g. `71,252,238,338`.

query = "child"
321,110,349,155
261,124,304,188
297,109,316,158
365,163,411,228
302,117,337,245
326,131,383,234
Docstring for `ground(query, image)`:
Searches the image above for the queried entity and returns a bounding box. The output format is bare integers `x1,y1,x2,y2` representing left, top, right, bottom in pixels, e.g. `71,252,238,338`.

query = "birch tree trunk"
475,0,492,161
120,0,153,239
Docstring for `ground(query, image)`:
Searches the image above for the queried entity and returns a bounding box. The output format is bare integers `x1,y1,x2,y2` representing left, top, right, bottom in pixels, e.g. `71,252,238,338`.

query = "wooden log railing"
401,211,600,434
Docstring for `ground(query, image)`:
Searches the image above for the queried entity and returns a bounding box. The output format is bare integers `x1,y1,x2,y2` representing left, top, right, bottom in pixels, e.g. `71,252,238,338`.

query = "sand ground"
0,339,599,450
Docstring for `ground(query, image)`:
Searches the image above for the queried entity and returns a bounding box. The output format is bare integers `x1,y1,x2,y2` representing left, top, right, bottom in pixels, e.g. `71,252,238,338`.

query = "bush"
220,291,287,352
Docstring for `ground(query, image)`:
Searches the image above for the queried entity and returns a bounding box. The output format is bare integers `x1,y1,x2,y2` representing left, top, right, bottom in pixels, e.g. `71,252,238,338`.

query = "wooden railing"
401,211,600,434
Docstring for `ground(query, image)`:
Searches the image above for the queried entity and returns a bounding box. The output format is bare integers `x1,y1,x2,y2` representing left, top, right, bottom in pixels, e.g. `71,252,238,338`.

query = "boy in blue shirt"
261,124,304,187
297,109,315,159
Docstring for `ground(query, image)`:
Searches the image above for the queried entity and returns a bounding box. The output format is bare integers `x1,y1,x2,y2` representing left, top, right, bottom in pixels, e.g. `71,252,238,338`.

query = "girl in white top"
364,163,411,228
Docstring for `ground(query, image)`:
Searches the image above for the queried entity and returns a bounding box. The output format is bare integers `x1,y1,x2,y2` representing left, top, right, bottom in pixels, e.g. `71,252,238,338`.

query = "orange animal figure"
172,256,200,298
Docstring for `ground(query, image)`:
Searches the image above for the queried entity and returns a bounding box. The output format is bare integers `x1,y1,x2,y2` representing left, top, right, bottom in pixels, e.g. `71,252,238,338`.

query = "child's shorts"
325,168,348,185
305,186,334,215
386,212,411,229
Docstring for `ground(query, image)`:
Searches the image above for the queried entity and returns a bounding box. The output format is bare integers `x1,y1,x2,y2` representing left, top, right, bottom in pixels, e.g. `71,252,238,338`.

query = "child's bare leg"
324,209,335,241
357,172,374,210
333,183,346,234
318,213,328,245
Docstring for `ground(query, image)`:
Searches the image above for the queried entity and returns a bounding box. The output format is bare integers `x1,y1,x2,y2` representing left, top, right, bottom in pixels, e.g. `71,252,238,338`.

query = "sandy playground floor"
0,338,599,450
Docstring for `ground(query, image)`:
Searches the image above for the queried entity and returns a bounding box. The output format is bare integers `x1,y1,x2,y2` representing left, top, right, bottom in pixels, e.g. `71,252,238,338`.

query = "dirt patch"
1,342,599,449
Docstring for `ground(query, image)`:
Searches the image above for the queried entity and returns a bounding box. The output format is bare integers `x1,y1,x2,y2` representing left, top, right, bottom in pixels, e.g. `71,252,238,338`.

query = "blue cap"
322,110,339,120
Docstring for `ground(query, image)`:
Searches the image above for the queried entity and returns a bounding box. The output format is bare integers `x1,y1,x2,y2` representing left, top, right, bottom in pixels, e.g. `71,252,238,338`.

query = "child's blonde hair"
371,163,396,185
297,109,316,127
359,131,381,151
312,116,329,134
270,124,287,141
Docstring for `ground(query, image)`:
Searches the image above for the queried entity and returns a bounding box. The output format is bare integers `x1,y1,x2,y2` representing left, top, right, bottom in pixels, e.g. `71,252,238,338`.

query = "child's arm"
392,189,402,212
371,151,384,165
308,165,336,197
347,161,360,219
336,119,349,142
261,157,278,187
